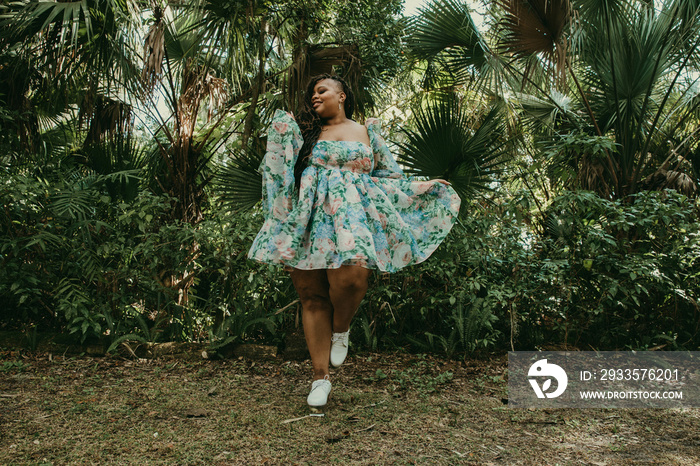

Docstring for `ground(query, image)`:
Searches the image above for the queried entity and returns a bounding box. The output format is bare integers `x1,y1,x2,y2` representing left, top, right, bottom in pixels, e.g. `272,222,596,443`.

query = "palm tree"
213,0,407,212
1,0,414,310
406,0,700,199
0,0,142,157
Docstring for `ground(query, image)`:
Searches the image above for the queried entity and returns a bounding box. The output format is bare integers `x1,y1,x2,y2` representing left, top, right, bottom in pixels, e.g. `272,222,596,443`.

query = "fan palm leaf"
213,143,265,213
496,0,572,87
575,1,700,194
407,0,487,67
397,97,512,209
81,133,146,201
406,0,489,90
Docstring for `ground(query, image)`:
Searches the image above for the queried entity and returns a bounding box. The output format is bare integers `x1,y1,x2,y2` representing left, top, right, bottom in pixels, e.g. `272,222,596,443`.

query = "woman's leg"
289,268,333,380
326,265,372,332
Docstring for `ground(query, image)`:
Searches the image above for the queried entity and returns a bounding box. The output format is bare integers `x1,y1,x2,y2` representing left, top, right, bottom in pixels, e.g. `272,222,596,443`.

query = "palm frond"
496,0,572,86
81,133,146,201
397,97,512,206
573,0,632,26
142,5,166,90
516,89,578,132
213,144,265,213
407,0,488,89
15,0,92,52
408,0,486,64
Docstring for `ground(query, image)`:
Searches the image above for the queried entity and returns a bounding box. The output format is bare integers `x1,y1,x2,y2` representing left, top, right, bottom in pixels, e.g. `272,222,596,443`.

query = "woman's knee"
329,273,369,297
299,293,332,312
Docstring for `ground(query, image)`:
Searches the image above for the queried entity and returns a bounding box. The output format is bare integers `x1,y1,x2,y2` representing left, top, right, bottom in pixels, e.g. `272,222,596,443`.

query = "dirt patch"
1,350,698,465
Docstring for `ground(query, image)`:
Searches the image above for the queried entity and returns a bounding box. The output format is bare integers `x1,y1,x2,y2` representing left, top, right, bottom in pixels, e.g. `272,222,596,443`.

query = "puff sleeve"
259,110,303,221
366,118,405,179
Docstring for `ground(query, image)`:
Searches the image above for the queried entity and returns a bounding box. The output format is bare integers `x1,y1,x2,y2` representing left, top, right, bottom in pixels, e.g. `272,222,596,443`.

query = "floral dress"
247,110,461,273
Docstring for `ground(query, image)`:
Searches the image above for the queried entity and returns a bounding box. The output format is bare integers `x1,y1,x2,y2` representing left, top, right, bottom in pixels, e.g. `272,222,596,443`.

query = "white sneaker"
330,331,350,367
307,376,332,408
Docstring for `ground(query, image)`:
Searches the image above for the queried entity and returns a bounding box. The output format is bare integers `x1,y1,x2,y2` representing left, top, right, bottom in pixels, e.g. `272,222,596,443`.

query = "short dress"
247,110,461,273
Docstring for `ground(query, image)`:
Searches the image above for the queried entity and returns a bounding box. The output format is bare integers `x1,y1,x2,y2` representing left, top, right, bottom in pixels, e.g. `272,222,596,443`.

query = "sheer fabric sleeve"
366,118,405,179
259,110,303,220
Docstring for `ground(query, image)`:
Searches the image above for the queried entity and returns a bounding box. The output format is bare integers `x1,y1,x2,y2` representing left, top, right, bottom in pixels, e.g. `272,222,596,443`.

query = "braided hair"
293,74,356,190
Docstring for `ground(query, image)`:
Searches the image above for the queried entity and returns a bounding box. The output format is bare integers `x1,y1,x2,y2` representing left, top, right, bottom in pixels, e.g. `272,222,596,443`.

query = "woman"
248,74,460,408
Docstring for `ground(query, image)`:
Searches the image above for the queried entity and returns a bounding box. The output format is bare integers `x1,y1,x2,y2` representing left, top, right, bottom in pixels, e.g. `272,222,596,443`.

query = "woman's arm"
366,118,404,179
259,110,303,220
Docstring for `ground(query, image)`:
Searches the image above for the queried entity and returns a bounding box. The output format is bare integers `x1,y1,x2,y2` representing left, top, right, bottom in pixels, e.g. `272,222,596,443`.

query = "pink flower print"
280,248,296,260
337,228,356,252
272,196,290,220
267,141,283,154
301,172,315,188
306,250,328,267
377,248,391,265
396,191,414,208
275,232,293,251
323,196,343,215
413,181,434,195
388,232,398,245
345,157,372,173
316,238,337,255
392,242,413,269
382,183,397,196
272,121,289,134
428,216,443,231
267,151,285,175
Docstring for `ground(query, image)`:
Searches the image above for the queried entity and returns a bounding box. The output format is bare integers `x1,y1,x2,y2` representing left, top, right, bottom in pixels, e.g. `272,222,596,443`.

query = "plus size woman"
248,74,461,409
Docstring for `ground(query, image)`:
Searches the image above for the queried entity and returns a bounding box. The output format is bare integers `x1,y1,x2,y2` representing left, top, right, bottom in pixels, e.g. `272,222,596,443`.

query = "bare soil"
1,349,698,465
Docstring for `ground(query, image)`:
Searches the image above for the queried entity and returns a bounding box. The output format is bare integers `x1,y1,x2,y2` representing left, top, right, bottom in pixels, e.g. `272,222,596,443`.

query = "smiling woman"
247,74,461,410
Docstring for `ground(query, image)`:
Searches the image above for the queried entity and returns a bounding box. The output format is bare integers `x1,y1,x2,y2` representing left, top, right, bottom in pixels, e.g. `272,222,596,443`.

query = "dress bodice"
310,140,374,174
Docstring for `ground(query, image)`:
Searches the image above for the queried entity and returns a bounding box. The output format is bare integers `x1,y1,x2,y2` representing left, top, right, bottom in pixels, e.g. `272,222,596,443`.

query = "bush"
356,190,699,355
3,160,697,355
0,164,294,347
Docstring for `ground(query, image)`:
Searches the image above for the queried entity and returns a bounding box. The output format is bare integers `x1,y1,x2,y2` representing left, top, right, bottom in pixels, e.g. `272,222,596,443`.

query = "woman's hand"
435,179,451,186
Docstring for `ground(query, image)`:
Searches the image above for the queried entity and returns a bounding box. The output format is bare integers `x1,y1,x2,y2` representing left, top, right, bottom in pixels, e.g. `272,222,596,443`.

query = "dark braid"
293,74,355,190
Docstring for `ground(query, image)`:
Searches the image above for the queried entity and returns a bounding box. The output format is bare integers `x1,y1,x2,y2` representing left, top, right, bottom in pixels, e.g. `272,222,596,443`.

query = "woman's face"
310,78,345,118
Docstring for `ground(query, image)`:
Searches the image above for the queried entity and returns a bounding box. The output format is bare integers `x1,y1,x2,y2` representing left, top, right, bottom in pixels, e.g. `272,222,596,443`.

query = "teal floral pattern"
248,110,461,272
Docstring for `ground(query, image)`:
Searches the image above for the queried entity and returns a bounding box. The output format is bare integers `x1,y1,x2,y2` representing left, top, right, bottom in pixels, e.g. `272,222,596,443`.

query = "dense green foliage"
1,0,699,355
3,166,697,351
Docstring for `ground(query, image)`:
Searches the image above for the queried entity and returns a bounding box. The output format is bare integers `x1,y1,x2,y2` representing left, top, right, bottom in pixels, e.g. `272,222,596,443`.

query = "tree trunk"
242,20,267,148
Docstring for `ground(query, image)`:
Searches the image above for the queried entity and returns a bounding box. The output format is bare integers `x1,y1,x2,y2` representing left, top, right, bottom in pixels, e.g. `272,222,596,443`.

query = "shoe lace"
331,331,349,343
312,376,331,390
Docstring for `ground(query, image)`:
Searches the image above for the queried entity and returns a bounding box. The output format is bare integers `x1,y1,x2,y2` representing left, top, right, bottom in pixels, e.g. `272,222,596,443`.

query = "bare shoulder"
344,119,371,144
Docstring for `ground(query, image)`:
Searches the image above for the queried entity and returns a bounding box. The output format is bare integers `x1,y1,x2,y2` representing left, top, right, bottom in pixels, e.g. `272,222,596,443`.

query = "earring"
338,102,342,110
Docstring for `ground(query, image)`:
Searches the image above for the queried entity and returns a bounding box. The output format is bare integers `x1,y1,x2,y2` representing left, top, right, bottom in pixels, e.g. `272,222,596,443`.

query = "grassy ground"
1,349,699,465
